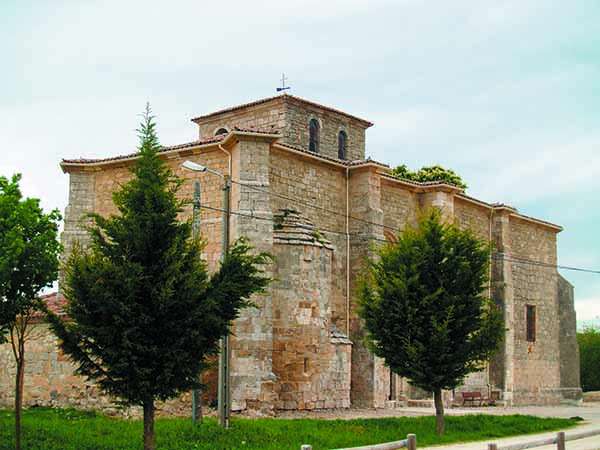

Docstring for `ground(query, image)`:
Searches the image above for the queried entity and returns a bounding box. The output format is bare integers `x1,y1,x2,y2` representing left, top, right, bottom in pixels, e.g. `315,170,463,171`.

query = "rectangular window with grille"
526,305,536,342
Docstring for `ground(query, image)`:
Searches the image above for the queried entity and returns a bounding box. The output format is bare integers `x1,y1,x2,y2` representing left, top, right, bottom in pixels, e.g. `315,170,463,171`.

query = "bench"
461,391,483,407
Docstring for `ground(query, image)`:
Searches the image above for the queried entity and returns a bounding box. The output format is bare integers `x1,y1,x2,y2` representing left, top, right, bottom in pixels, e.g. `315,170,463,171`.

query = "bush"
392,165,467,189
577,327,600,391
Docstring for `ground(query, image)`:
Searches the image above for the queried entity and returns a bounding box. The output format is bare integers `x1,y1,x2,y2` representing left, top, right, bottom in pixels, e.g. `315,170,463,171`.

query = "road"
418,404,600,450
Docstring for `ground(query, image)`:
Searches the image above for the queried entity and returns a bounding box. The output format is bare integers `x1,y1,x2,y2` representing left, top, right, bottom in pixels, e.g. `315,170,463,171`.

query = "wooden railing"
300,427,600,450
301,434,416,450
488,428,600,450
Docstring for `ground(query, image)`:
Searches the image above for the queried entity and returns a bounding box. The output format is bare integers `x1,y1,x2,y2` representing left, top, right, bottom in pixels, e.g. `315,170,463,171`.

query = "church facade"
0,94,582,413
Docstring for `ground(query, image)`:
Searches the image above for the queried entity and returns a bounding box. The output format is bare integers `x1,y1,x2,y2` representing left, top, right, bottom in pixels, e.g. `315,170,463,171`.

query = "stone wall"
380,179,419,235
283,100,366,161
0,323,194,417
347,167,387,407
269,148,348,330
196,100,286,139
7,121,579,414
60,171,96,283
45,147,231,413
508,216,562,404
558,275,583,402
193,96,367,161
229,137,278,413
271,210,351,409
91,150,229,271
454,198,491,241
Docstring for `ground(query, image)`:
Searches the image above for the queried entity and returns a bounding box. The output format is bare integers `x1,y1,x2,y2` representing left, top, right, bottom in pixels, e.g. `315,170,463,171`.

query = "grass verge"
0,408,579,450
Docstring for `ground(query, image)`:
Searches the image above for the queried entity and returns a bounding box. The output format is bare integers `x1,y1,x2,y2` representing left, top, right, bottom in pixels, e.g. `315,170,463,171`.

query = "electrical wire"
198,204,600,274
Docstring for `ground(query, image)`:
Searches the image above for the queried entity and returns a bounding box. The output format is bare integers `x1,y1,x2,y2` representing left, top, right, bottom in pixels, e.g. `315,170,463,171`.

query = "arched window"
215,128,228,136
309,119,320,153
338,130,348,160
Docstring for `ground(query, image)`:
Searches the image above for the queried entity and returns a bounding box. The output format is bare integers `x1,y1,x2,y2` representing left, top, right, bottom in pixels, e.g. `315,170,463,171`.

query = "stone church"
0,94,582,413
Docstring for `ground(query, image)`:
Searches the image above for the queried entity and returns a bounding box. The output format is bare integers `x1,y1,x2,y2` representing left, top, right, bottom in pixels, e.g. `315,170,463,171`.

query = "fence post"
407,433,417,450
556,431,565,450
301,445,312,450
488,444,497,450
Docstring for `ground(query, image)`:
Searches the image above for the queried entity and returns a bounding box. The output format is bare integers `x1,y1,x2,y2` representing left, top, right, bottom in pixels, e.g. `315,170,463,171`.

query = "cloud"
471,134,600,204
576,297,600,322
2,0,599,312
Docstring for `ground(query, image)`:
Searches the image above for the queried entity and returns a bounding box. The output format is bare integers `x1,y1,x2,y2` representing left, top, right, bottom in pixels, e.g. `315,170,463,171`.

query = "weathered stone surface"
194,95,368,161
272,210,351,409
0,95,579,414
558,275,583,403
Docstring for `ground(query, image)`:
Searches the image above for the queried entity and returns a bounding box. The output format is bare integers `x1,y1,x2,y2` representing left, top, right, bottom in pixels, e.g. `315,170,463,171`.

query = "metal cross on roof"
276,73,290,92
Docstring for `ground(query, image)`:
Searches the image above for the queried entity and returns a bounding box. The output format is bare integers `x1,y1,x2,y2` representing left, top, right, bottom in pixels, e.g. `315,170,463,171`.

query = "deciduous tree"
0,174,61,450
358,210,503,435
392,164,467,189
578,327,600,392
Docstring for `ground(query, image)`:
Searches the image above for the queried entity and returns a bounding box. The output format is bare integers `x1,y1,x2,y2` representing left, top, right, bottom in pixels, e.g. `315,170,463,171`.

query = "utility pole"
191,180,202,424
218,175,231,428
181,161,232,429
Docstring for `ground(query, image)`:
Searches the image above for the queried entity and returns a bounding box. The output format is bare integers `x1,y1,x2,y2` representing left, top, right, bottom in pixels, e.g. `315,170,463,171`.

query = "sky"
2,0,599,321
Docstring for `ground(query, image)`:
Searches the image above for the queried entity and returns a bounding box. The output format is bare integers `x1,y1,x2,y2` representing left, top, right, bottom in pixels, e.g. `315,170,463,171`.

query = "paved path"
275,403,600,449
418,405,600,450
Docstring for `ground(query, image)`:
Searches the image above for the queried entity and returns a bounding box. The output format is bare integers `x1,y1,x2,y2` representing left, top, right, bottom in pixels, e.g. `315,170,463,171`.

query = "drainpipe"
346,166,351,336
487,207,494,400
218,143,232,177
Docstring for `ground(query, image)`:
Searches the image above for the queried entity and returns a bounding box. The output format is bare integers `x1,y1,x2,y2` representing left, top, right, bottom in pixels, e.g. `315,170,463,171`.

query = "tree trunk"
433,388,445,436
14,341,25,450
143,399,155,450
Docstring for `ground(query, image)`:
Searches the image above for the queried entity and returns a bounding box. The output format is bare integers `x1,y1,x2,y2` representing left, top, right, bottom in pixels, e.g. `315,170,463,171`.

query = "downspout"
487,207,494,400
218,143,232,177
346,166,351,336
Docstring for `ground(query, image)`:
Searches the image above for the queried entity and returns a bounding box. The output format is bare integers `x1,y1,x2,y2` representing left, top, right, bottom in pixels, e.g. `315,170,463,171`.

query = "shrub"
392,165,467,189
578,327,600,392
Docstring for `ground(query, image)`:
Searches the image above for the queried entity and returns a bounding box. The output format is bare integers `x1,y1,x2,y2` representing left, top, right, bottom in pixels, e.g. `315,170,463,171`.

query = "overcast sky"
2,0,599,321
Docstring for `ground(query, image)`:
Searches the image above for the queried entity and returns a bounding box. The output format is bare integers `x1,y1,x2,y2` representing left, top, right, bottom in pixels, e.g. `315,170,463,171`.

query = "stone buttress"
271,209,351,410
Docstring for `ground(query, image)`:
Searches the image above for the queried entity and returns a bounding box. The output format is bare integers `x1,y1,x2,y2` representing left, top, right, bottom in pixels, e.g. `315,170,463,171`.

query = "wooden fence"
300,427,600,450
301,434,415,450
488,428,600,450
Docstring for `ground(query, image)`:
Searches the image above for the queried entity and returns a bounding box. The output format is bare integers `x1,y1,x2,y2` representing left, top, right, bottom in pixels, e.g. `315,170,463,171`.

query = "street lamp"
182,160,231,429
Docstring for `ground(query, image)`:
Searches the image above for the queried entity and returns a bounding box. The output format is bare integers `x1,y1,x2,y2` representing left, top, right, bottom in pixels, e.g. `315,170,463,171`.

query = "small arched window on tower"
338,130,348,160
215,128,228,136
309,119,320,153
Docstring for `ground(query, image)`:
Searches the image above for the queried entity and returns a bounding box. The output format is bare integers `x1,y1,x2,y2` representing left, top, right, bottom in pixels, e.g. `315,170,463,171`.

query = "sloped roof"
191,93,374,127
61,127,279,166
37,292,67,317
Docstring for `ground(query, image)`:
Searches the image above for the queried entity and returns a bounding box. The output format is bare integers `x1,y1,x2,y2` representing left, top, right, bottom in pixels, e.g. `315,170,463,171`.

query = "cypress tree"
46,105,270,450
358,210,504,435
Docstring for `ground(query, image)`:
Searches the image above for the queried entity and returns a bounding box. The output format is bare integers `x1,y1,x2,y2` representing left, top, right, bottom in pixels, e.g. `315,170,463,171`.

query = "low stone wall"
583,391,600,402
0,323,203,418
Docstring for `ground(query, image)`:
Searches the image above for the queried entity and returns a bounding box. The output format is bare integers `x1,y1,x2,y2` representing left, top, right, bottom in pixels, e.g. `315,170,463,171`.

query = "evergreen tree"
46,105,270,450
358,210,503,435
0,174,61,450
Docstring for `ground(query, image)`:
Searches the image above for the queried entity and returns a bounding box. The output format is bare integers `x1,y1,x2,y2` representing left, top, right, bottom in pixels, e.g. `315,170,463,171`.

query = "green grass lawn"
0,408,578,450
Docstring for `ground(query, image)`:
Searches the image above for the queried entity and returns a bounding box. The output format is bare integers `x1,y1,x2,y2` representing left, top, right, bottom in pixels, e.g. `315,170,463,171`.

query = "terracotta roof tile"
274,142,389,169
61,128,281,166
62,135,227,165
348,157,390,168
232,125,279,134
37,292,67,317
191,94,374,127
